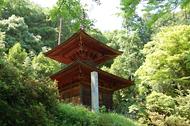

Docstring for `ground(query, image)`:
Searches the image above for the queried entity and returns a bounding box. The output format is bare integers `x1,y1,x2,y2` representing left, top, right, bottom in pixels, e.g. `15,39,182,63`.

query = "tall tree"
50,0,93,43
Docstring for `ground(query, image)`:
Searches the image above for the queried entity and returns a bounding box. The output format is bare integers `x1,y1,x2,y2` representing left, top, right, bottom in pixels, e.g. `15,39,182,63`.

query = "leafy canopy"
136,25,190,96
135,25,190,125
121,0,190,26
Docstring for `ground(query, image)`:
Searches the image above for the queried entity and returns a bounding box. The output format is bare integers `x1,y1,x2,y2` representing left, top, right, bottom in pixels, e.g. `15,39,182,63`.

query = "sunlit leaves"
136,25,190,95
120,0,140,18
7,43,27,65
0,32,5,49
32,53,61,77
121,0,190,26
0,15,42,52
0,0,58,50
146,92,175,115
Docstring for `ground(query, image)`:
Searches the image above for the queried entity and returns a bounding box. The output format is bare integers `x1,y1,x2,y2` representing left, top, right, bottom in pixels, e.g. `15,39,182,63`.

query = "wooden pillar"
91,71,99,112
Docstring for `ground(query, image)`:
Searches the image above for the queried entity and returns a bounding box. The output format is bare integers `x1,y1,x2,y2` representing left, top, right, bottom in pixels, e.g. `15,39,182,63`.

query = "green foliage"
0,0,94,52
98,113,136,126
0,0,6,13
135,25,190,125
1,0,44,21
0,15,42,52
136,25,190,95
0,32,5,53
120,0,140,18
0,43,58,126
32,53,61,77
165,115,190,126
153,11,190,29
7,43,27,65
124,16,152,43
146,92,175,115
176,91,190,120
121,0,190,26
55,103,98,126
105,30,144,70
1,0,57,48
50,0,93,42
103,30,145,118
55,103,137,126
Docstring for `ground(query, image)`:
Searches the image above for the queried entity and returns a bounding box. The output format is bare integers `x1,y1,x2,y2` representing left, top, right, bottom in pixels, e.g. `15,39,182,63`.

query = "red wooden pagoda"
45,29,132,109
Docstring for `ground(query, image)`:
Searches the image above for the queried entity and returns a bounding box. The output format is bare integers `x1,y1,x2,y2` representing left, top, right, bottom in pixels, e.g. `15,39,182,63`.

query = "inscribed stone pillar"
91,71,99,112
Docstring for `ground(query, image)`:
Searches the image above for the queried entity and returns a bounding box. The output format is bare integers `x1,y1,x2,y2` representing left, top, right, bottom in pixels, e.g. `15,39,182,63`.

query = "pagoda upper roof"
51,61,132,91
45,29,122,65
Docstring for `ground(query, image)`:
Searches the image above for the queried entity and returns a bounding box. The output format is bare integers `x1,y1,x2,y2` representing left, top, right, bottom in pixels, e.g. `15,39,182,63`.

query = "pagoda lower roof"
51,61,133,91
45,29,122,65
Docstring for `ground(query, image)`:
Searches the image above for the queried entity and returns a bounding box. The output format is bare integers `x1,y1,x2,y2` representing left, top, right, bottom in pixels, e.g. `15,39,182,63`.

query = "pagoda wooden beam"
58,82,80,92
80,79,113,92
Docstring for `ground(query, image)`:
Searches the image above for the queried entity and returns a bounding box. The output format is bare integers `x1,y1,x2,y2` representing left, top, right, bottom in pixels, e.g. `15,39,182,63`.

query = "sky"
30,0,123,32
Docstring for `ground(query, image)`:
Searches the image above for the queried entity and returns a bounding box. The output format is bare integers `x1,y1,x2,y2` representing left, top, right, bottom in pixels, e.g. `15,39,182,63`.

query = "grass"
54,103,138,126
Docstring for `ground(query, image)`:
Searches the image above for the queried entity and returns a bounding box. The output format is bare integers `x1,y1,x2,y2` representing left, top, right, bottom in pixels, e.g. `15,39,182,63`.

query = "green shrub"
146,91,175,115
55,103,138,126
55,103,98,126
0,44,58,126
165,115,189,126
98,113,136,126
